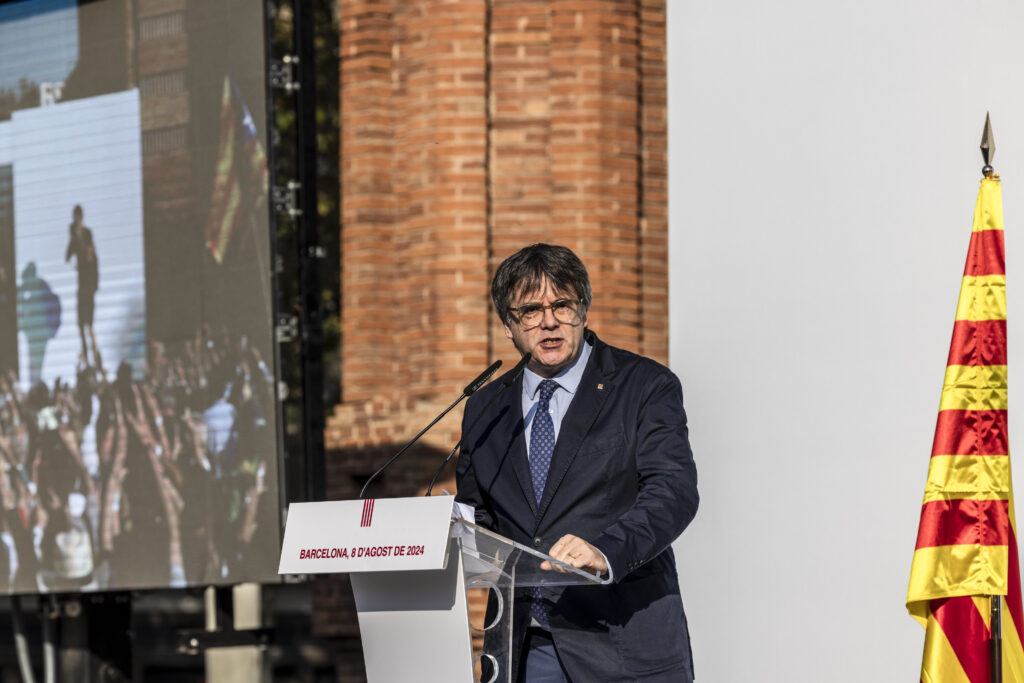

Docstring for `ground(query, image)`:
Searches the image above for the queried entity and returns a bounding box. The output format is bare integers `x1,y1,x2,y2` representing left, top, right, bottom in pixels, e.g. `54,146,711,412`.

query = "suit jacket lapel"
536,336,615,522
502,373,538,515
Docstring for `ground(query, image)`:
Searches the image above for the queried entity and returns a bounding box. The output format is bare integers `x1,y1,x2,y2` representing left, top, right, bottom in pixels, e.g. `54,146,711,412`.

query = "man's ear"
503,322,514,340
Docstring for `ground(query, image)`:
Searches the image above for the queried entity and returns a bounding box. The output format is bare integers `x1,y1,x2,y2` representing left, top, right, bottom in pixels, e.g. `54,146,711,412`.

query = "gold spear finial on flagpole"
981,112,996,178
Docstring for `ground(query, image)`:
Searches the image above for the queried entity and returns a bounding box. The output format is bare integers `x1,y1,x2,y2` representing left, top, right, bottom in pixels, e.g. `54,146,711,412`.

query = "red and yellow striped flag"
908,176,1024,682
205,76,268,264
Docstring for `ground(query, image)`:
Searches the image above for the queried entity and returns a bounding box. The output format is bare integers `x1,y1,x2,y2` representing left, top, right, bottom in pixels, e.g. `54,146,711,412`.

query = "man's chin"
531,355,571,377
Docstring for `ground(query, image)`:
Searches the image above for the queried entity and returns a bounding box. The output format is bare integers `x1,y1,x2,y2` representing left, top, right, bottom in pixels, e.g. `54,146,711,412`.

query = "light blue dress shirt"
522,340,593,453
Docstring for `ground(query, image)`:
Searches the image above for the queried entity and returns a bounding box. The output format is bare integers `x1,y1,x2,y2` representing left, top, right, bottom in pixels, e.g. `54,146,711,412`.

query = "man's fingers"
549,534,580,559
539,534,607,575
547,536,568,557
540,535,580,574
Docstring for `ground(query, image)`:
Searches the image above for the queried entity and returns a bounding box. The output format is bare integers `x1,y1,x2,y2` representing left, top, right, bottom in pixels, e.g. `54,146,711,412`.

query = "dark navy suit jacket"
455,330,699,682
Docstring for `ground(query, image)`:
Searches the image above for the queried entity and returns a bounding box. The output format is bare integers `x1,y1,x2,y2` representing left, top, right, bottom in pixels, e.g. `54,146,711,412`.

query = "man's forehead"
511,277,573,304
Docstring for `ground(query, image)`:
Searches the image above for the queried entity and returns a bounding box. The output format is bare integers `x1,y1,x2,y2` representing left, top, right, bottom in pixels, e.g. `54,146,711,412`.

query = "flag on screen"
205,76,268,264
907,175,1024,682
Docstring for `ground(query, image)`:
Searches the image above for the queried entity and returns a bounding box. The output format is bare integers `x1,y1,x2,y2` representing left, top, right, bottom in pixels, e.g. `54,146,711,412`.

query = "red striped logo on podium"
361,499,375,528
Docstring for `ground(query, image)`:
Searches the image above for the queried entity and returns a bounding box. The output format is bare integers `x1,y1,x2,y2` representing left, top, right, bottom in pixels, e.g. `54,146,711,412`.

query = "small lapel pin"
597,383,604,390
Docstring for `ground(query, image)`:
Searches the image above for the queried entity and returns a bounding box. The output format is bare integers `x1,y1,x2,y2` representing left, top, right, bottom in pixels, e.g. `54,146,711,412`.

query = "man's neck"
524,340,593,394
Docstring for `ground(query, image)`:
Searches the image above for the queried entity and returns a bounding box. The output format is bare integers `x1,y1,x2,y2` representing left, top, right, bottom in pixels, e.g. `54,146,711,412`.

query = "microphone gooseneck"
502,353,532,387
358,360,502,499
464,360,502,396
425,353,532,496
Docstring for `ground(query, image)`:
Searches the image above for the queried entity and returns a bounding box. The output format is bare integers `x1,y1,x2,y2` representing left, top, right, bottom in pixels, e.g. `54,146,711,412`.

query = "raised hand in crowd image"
0,328,276,593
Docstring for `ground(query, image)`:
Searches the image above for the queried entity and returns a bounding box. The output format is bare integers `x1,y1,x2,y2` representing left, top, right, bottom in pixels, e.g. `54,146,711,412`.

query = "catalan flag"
205,76,269,264
907,176,1024,682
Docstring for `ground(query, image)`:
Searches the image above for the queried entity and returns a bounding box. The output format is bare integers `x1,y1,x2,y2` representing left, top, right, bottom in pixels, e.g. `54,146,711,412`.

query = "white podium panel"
278,496,455,574
352,543,475,683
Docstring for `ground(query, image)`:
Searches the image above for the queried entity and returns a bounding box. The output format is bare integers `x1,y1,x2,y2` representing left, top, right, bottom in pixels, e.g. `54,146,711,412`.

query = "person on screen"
65,205,102,373
455,244,699,682
17,262,61,385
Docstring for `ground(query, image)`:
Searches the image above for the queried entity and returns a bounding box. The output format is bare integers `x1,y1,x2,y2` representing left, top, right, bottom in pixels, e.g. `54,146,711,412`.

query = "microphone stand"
425,353,532,496
424,442,462,497
358,360,501,499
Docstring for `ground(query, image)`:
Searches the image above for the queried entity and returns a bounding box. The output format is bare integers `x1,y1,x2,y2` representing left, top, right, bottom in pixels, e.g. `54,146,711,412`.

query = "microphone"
358,360,502,499
464,360,502,395
501,353,532,387
425,353,531,496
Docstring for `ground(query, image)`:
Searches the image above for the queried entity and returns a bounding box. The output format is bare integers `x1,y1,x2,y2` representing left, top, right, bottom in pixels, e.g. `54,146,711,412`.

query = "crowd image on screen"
0,328,277,593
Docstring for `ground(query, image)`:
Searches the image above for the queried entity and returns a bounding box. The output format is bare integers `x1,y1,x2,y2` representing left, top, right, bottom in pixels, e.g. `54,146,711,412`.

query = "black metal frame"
265,0,326,517
293,0,326,504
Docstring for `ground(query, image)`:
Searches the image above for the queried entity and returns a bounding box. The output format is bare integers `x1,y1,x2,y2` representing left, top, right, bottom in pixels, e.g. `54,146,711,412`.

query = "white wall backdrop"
668,2,1024,681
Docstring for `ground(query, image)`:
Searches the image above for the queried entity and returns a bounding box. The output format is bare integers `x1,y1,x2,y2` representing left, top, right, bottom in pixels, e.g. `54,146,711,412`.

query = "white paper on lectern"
453,501,475,522
278,495,456,574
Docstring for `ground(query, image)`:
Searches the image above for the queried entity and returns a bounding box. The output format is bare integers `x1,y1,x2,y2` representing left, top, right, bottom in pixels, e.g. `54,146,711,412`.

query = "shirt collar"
523,338,593,399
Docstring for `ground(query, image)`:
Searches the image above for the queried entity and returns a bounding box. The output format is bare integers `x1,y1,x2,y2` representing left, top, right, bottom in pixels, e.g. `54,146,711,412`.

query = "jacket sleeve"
590,367,699,581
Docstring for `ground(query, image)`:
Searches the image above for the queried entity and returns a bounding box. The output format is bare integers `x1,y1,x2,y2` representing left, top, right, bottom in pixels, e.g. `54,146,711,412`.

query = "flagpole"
980,112,1003,683
992,595,1003,683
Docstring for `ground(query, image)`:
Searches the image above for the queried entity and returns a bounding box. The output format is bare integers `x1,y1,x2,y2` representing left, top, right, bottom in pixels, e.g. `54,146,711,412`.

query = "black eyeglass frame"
506,298,585,329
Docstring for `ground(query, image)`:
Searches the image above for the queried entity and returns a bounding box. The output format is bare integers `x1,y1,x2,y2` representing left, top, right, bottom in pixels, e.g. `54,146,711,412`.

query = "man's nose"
539,306,559,328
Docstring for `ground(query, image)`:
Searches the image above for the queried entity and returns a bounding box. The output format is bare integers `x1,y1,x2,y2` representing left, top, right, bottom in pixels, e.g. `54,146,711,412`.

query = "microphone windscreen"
503,353,532,387
463,359,502,396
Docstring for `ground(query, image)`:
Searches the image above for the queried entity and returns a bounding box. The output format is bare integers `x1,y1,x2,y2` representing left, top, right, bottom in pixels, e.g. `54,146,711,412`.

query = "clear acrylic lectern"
451,517,603,683
277,496,602,683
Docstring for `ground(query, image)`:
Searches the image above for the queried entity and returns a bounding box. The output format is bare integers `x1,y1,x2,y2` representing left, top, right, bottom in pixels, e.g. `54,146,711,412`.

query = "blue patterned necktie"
529,379,558,628
529,379,558,503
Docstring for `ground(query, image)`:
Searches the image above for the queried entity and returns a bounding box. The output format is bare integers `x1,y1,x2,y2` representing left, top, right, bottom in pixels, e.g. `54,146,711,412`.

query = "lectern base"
352,543,475,683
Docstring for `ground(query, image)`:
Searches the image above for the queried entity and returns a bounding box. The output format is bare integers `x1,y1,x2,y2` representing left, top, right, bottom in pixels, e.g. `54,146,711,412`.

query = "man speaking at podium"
456,244,699,683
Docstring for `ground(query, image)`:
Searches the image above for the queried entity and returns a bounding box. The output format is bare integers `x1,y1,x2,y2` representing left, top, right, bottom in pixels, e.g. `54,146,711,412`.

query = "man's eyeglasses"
508,299,584,328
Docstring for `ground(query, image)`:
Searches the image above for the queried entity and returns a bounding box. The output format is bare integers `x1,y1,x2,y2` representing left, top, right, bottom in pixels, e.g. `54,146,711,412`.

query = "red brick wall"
320,2,667,679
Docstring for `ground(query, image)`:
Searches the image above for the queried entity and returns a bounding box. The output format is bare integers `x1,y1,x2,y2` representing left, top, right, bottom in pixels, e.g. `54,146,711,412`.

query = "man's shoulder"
588,332,677,382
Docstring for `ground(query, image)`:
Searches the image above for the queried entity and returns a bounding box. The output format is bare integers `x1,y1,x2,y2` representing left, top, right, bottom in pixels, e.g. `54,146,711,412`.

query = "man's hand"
540,534,608,576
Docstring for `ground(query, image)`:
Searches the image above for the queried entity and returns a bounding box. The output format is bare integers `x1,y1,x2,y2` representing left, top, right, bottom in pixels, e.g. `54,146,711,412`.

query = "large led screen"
0,0,281,592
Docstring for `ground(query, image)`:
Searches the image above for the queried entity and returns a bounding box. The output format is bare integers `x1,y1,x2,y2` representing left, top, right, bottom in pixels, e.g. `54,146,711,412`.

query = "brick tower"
319,2,668,678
